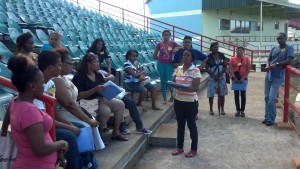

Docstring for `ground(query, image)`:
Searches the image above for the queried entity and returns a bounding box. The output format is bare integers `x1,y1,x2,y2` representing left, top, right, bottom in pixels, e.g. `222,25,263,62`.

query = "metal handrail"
0,76,57,140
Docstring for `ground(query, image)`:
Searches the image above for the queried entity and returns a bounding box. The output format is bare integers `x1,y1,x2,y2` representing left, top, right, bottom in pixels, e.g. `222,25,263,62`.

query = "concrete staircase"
95,74,209,169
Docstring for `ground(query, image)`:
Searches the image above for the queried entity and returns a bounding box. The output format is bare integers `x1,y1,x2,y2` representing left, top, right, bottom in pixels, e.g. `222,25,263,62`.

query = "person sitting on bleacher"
16,32,38,65
123,49,161,111
100,68,153,135
36,50,102,168
87,38,116,76
72,52,129,141
40,32,62,52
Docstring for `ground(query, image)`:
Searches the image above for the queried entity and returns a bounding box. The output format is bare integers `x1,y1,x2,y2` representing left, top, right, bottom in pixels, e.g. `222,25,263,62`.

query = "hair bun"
7,57,28,74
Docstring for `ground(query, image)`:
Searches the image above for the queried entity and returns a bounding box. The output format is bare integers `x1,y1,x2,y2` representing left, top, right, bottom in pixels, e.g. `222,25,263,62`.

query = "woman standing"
16,32,38,65
87,38,116,76
229,47,251,117
7,57,68,169
170,49,201,158
153,29,181,104
205,42,228,115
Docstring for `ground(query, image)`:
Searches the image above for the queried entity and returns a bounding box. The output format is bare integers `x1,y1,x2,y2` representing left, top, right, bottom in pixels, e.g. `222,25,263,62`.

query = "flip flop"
185,151,197,158
172,149,184,156
111,134,128,141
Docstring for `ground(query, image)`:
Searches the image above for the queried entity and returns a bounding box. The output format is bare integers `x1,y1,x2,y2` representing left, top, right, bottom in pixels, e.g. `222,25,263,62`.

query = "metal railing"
69,0,255,66
0,76,57,140
278,65,300,136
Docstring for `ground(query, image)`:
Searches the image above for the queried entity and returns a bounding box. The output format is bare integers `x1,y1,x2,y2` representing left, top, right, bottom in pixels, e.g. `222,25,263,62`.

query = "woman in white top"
52,48,105,150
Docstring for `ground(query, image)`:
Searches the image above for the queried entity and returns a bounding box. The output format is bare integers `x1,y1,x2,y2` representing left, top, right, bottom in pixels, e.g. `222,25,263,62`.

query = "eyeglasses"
63,61,73,66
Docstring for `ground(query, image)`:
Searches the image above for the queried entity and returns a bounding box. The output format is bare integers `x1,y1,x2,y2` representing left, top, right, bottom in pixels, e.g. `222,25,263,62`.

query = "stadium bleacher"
0,0,163,112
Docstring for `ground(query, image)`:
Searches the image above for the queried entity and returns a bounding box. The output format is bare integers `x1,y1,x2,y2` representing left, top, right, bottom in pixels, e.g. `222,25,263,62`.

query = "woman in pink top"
7,57,68,169
153,29,181,104
229,47,251,117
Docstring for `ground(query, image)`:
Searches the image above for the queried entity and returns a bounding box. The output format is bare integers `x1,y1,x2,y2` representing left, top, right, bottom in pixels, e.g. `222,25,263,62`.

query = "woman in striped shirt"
170,49,201,158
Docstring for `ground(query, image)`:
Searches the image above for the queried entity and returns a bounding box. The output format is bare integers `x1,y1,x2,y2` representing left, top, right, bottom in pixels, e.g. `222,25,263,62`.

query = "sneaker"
120,124,131,135
136,128,152,135
265,121,274,126
262,119,267,124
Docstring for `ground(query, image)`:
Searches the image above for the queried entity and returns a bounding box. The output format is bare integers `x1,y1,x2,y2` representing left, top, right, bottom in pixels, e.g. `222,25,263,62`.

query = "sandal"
172,149,184,156
152,106,163,111
111,134,128,141
168,96,174,102
209,111,214,116
185,151,197,158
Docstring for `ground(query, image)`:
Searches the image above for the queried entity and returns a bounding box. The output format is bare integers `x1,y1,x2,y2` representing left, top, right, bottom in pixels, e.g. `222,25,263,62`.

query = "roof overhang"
203,0,300,19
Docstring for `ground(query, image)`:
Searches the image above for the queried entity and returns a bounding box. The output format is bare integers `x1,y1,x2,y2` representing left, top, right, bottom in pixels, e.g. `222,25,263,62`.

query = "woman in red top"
229,47,251,117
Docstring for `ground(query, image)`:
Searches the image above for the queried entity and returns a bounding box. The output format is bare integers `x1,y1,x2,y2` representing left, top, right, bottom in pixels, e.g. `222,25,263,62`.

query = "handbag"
0,101,18,169
233,59,243,80
56,151,67,169
225,72,230,84
79,99,100,117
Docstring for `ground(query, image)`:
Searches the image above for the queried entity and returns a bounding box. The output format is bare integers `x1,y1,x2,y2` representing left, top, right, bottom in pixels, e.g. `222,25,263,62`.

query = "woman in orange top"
229,47,251,117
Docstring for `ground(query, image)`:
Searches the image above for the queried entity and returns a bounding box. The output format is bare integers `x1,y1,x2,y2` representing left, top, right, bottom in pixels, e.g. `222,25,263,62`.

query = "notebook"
99,80,123,100
77,127,94,153
167,81,190,88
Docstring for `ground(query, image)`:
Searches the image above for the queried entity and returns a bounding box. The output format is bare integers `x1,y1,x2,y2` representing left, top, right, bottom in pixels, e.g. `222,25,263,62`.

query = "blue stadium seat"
0,88,13,121
22,29,43,47
0,42,14,64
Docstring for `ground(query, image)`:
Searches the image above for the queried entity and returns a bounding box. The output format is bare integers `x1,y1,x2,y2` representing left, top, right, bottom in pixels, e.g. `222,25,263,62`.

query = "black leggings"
234,90,246,112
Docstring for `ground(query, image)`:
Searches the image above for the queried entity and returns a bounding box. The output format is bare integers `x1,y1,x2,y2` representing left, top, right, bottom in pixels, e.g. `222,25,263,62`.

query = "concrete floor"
135,72,300,169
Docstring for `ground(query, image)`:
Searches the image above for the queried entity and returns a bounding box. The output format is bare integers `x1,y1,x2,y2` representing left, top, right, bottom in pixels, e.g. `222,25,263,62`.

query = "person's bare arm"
173,77,201,92
153,47,159,60
55,120,80,135
52,78,99,127
198,57,208,70
25,123,67,156
105,58,112,73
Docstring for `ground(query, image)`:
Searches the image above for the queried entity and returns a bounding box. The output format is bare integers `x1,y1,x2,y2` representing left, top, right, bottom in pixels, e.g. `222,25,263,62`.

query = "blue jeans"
56,127,83,169
157,62,173,101
264,74,284,124
121,96,144,130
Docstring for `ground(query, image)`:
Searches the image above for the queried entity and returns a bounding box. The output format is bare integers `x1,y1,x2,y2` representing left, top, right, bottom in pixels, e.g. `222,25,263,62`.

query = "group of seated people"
5,31,158,169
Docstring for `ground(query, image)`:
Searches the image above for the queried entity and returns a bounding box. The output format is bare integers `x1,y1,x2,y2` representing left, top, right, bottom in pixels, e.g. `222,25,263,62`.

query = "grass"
279,74,300,104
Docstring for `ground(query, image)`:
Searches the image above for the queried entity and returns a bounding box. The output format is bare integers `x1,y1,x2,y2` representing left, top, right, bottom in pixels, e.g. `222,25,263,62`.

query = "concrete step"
149,123,177,147
95,75,209,169
94,93,175,169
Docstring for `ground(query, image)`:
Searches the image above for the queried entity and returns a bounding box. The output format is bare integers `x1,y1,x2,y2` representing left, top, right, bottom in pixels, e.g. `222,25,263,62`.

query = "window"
251,21,263,31
275,21,279,29
219,19,230,30
230,20,250,33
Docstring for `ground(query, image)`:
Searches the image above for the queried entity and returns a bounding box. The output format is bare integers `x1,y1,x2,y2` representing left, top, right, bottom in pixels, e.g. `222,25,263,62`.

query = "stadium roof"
202,0,300,19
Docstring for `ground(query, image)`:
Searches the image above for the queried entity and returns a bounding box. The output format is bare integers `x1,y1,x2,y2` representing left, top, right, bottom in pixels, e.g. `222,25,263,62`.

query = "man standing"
263,32,294,126
173,35,207,69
